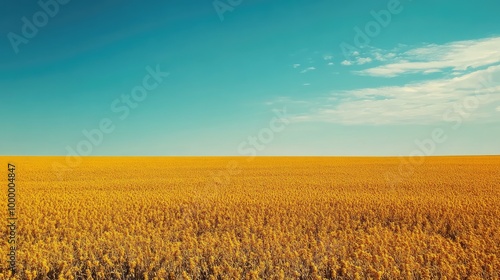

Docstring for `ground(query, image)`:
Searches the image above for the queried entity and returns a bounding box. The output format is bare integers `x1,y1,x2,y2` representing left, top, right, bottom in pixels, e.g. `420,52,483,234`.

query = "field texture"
0,156,499,279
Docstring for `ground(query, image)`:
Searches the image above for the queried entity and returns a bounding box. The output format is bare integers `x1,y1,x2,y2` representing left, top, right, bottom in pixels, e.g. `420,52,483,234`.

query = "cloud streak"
300,66,316,73
358,37,500,77
280,65,500,125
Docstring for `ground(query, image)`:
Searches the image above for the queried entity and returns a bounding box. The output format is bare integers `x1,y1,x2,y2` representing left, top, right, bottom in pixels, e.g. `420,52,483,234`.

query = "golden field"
0,156,499,279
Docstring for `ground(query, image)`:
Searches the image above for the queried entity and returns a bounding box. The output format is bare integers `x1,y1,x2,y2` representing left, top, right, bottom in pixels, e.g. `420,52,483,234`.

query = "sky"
0,0,499,156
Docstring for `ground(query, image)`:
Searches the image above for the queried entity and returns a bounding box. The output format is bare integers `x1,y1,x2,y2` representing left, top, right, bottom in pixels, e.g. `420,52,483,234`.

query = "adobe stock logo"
340,0,412,59
385,67,499,188
7,0,71,54
52,65,170,180
213,0,243,21
211,107,290,186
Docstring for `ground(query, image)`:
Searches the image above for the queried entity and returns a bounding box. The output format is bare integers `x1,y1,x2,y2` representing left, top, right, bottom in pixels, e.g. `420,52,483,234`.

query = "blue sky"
1,0,499,156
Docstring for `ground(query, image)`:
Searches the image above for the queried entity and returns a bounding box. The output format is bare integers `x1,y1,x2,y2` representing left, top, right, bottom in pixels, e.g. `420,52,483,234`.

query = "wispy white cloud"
371,51,395,62
341,56,373,66
323,55,333,61
281,37,500,125
358,37,500,77
300,66,316,73
279,64,500,125
303,83,311,86
356,57,372,65
293,63,301,68
423,69,442,74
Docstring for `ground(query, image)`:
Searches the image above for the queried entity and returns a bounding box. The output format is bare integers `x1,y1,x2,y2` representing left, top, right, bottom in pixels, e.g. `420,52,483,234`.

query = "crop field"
0,156,499,279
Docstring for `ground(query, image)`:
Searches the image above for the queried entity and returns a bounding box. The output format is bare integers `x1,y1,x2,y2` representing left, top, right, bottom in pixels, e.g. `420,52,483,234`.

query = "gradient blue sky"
1,0,499,156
